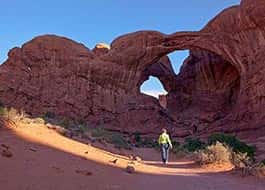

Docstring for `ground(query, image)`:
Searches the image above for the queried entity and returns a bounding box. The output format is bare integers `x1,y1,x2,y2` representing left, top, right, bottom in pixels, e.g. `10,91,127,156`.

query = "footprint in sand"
29,148,37,152
1,144,10,150
1,149,13,158
51,166,64,173
1,144,12,158
75,169,93,176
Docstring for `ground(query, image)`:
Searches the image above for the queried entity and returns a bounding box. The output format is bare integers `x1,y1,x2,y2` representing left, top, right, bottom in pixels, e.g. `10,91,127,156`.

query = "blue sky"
0,0,240,97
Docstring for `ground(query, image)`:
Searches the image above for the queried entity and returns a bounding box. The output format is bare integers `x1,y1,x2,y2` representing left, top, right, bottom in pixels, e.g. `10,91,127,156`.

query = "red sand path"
0,123,264,190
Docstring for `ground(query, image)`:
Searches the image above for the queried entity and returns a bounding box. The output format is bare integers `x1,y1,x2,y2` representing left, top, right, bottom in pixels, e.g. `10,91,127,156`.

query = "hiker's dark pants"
161,143,169,163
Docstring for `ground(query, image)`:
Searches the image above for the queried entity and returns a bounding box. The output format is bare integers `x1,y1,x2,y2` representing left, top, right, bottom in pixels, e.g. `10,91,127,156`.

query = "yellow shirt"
158,132,172,147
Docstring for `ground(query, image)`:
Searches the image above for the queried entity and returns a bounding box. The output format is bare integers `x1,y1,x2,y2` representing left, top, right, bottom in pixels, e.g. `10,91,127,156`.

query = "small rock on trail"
134,156,142,162
110,159,118,164
1,149,13,158
125,165,135,174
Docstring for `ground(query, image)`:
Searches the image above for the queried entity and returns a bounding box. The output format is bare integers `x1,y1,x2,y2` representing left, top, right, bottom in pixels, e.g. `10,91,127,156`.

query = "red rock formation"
158,95,167,109
1,0,265,139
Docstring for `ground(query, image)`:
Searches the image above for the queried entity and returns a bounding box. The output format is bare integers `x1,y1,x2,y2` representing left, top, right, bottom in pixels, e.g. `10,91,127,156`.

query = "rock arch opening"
140,76,168,109
140,76,167,98
167,50,189,75
166,49,241,124
137,55,176,109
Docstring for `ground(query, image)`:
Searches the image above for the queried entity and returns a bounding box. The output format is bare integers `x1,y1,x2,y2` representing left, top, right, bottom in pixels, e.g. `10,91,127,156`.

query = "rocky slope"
1,0,265,138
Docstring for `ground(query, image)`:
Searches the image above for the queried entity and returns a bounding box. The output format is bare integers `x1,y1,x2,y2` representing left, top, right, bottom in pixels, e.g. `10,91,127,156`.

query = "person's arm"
167,135,173,149
158,135,162,145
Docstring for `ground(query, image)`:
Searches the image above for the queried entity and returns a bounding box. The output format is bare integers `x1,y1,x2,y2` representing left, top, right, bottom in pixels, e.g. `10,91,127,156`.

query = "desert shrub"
108,133,131,149
0,107,27,121
134,132,141,142
133,132,142,147
131,132,159,148
171,141,186,155
44,111,56,119
208,133,256,158
0,107,32,127
0,101,4,118
141,138,158,148
253,166,265,177
183,137,206,152
5,108,18,119
132,132,157,148
172,140,181,147
231,151,251,168
91,128,130,149
195,141,251,168
242,159,265,178
32,117,46,125
0,115,3,129
77,124,87,133
195,142,232,165
260,159,265,166
91,127,107,138
0,106,5,128
0,107,5,117
57,117,72,129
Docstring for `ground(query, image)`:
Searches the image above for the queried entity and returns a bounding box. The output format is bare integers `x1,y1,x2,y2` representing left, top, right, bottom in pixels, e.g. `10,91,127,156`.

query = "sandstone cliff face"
0,35,174,134
1,0,265,138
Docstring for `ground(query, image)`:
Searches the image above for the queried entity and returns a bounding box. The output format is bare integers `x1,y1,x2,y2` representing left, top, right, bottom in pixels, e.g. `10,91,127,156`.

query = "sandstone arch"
1,0,265,138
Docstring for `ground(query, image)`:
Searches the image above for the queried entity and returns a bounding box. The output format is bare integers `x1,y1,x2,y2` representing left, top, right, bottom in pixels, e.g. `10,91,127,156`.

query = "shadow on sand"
0,123,264,190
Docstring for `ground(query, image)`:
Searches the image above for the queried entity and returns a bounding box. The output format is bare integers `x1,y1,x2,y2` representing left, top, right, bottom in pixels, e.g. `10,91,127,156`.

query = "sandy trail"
0,123,264,190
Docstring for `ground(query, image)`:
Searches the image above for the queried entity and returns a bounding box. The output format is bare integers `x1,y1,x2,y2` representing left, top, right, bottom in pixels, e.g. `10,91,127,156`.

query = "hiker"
158,128,172,164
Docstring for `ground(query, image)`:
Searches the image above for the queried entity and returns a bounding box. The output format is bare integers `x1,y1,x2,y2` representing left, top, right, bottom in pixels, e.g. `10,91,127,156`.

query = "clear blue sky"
0,0,240,97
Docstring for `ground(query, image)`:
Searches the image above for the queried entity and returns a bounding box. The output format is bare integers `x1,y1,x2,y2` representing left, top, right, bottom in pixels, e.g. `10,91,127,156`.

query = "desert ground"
1,122,264,190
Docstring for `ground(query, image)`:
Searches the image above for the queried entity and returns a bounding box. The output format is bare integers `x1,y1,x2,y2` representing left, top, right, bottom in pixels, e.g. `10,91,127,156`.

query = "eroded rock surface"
1,0,265,139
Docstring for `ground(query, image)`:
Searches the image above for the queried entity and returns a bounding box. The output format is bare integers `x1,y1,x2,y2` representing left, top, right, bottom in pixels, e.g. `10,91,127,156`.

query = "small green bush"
91,127,107,138
43,111,56,119
208,133,256,158
108,133,131,149
132,132,157,148
141,138,158,148
0,104,3,128
91,128,131,149
58,118,72,129
131,132,158,148
0,106,4,116
171,141,185,155
183,137,206,152
133,132,142,147
77,124,87,133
